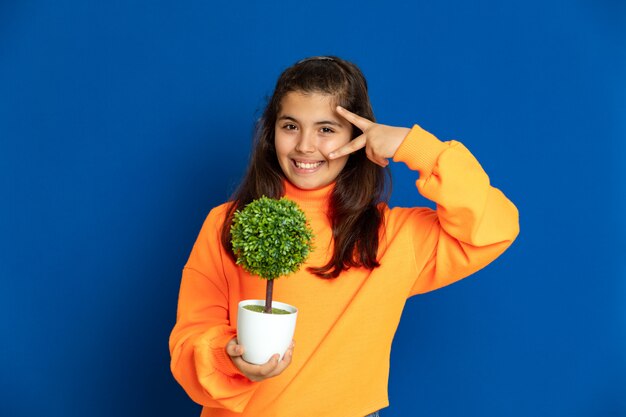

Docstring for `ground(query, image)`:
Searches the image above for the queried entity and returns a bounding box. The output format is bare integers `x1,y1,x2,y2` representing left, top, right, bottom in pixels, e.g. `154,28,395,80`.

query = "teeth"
295,161,322,169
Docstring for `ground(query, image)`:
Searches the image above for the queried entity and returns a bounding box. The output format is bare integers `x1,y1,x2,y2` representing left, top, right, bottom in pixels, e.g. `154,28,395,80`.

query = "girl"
170,56,519,417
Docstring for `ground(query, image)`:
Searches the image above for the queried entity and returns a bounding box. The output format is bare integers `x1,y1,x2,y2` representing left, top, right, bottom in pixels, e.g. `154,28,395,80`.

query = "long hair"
220,56,391,278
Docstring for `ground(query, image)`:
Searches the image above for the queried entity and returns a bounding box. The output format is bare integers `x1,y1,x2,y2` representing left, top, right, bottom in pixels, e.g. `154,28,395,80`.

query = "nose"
294,129,316,154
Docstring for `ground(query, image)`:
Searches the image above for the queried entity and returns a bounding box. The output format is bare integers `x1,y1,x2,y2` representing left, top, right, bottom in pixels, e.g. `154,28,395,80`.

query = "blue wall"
1,1,624,416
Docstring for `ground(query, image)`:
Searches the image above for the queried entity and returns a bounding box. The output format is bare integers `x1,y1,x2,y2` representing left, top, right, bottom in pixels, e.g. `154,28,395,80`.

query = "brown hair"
220,56,391,278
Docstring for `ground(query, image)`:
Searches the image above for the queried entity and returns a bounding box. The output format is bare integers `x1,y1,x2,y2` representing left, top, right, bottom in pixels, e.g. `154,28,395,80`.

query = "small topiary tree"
230,196,314,314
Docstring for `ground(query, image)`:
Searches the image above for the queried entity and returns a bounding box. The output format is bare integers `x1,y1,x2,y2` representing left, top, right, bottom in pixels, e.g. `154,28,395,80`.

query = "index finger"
335,106,373,131
328,134,366,159
255,354,282,377
230,353,279,380
264,341,295,377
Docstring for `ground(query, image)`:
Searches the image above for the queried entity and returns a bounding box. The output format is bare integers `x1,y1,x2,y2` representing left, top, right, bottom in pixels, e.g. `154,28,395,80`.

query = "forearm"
170,208,260,410
393,125,519,293
170,319,256,411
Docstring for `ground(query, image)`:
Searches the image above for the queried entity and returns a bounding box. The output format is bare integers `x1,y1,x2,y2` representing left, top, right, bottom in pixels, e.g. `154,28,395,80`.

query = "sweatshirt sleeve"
169,206,259,412
392,124,519,295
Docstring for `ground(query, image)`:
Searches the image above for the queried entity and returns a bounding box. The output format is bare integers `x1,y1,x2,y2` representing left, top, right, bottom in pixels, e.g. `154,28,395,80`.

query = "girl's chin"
288,177,334,191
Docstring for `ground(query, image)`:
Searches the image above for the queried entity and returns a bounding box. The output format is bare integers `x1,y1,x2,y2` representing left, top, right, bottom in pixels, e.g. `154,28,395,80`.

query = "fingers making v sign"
329,106,411,167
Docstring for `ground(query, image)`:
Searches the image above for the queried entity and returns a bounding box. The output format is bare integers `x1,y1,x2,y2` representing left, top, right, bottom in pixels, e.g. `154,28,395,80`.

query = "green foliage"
230,197,314,281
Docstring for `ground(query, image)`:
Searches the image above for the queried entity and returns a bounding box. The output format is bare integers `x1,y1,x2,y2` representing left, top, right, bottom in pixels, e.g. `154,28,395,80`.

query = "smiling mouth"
293,160,324,169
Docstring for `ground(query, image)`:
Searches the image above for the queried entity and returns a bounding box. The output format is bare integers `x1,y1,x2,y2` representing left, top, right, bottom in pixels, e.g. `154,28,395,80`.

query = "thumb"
226,339,244,357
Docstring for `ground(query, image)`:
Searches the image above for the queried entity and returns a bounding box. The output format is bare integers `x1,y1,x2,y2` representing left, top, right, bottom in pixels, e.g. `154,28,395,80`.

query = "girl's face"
275,91,353,190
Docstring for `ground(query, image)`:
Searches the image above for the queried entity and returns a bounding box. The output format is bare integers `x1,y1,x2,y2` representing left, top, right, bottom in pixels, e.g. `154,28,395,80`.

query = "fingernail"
328,152,335,158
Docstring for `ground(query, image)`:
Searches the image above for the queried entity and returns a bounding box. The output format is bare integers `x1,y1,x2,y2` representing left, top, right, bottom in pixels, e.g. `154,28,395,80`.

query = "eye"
320,127,335,134
282,124,298,131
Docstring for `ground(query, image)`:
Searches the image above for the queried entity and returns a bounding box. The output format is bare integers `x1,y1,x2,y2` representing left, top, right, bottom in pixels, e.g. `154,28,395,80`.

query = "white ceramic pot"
237,299,298,365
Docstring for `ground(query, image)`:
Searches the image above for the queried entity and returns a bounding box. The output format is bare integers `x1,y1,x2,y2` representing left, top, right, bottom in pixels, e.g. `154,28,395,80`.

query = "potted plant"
230,196,314,365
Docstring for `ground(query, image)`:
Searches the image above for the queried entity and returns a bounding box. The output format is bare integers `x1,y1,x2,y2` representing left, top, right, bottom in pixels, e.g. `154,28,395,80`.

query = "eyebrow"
277,115,343,127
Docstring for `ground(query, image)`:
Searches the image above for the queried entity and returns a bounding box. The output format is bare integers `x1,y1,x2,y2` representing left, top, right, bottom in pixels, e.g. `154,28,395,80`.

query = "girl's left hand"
329,106,410,167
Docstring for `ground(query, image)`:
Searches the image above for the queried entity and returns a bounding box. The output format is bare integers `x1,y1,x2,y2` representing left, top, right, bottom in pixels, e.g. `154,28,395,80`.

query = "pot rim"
238,299,298,314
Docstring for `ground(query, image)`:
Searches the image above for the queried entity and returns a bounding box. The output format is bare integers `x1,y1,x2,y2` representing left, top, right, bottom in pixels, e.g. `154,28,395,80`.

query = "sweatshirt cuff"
393,124,448,177
207,326,244,377
193,326,258,411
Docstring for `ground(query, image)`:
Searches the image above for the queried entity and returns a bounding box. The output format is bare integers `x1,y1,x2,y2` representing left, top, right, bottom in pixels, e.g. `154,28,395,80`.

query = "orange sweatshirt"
170,125,519,417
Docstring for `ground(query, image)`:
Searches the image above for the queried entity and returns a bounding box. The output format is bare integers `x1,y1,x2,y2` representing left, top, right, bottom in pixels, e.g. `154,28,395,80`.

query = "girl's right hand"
226,338,295,382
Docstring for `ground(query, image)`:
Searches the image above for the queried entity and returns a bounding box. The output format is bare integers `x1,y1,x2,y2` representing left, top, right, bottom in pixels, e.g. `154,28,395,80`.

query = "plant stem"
264,279,274,314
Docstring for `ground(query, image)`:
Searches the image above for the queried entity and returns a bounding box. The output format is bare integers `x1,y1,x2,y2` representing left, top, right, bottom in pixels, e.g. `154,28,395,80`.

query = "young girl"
170,56,519,417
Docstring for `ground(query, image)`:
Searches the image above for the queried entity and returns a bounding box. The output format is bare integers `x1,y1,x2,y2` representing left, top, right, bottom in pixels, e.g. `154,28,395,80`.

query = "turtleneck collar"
283,180,334,213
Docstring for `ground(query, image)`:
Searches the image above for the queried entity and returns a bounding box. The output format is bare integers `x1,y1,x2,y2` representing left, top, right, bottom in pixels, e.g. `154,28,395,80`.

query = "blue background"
1,1,624,416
